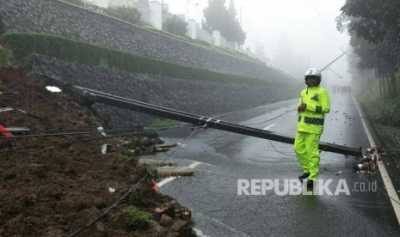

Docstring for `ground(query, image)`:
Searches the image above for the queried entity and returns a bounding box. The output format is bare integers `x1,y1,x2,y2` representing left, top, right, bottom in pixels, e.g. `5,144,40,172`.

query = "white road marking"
193,228,211,237
0,107,14,113
353,96,400,225
188,161,202,169
157,162,202,188
157,177,176,188
264,123,275,130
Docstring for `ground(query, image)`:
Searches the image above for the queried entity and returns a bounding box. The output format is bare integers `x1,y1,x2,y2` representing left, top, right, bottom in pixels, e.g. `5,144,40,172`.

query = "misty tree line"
337,0,400,97
59,0,246,44
59,0,188,36
203,0,246,45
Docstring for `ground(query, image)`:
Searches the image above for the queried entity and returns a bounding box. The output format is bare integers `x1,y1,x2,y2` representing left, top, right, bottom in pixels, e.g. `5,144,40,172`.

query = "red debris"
0,124,12,139
152,179,160,193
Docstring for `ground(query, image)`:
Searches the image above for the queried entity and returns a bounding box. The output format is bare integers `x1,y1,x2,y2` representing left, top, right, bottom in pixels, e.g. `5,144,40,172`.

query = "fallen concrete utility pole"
156,167,195,177
76,86,362,157
138,159,177,167
6,127,30,135
138,158,194,177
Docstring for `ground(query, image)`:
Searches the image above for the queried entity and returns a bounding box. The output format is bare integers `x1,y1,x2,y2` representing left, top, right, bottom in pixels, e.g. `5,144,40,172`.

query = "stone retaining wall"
28,55,293,127
0,0,287,81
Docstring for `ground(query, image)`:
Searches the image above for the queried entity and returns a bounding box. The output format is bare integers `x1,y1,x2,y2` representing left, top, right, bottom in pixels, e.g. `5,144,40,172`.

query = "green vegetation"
338,0,400,99
358,72,400,127
120,149,136,160
0,47,13,67
359,94,400,126
149,118,177,129
0,15,4,35
123,206,152,230
1,33,287,86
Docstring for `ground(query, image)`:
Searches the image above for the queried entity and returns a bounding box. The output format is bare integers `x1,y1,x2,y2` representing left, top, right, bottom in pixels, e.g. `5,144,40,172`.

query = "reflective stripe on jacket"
297,86,330,134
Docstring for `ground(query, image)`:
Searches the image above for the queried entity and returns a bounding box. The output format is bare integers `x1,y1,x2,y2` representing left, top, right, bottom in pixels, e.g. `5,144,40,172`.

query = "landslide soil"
0,68,194,237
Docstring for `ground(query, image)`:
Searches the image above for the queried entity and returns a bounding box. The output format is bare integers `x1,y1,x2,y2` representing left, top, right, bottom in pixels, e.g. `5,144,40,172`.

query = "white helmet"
305,68,322,80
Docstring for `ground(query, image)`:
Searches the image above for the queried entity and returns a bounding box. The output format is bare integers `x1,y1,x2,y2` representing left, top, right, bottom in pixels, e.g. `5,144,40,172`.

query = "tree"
203,0,227,33
105,6,142,25
203,0,246,45
338,0,400,43
0,15,4,35
228,0,237,18
163,15,188,36
338,0,400,76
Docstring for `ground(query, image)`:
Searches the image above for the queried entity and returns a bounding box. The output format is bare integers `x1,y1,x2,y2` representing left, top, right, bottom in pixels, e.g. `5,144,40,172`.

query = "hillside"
0,68,194,237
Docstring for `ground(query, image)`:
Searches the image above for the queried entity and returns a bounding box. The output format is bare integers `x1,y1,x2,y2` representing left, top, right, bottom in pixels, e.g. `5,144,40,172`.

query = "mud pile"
0,68,194,237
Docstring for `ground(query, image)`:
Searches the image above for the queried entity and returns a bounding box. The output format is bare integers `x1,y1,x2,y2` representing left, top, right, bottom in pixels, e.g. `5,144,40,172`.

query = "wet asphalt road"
155,91,400,237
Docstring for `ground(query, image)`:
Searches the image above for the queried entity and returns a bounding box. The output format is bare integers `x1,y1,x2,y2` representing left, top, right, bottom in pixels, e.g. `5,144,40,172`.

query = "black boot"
298,172,310,182
306,180,314,192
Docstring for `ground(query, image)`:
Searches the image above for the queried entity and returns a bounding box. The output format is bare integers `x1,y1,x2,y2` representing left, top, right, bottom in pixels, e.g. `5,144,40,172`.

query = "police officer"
295,68,330,191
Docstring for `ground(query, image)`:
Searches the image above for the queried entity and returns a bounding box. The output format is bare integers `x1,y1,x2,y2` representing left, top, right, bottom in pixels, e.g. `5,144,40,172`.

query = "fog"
89,0,351,86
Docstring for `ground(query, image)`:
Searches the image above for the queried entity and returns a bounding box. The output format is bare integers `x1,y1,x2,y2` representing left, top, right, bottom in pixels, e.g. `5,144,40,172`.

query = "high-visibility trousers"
294,131,321,181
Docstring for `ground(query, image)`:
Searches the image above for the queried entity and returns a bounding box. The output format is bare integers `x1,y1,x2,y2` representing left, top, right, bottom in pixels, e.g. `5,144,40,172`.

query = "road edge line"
193,228,211,237
352,96,400,225
263,123,276,130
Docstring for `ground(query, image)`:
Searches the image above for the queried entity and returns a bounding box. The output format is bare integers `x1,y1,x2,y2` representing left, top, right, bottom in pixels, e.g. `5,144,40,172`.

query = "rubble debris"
138,159,177,167
156,167,195,178
0,68,195,237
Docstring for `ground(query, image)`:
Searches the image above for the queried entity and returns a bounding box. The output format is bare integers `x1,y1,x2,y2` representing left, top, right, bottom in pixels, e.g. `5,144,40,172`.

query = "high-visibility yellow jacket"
297,86,330,135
